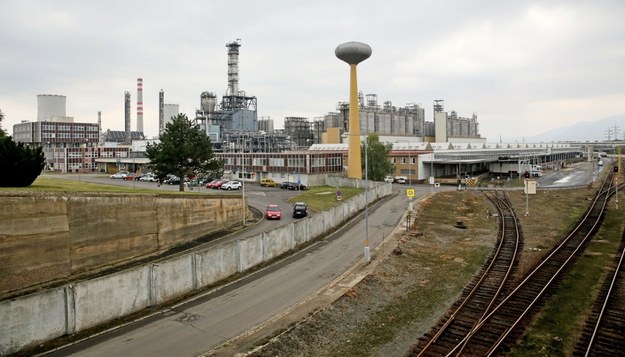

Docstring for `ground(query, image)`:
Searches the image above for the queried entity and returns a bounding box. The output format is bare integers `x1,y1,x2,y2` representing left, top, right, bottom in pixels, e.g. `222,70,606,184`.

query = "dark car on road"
293,202,308,218
288,182,306,190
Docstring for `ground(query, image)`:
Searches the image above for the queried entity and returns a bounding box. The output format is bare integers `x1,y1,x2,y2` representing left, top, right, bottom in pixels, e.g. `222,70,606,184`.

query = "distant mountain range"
501,115,625,143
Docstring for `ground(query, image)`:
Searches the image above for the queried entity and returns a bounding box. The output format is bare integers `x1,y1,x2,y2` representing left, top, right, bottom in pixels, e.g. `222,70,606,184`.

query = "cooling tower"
37,94,66,121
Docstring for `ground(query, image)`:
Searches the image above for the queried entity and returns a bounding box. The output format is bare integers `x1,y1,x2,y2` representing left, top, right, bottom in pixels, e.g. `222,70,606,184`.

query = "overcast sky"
1,0,624,142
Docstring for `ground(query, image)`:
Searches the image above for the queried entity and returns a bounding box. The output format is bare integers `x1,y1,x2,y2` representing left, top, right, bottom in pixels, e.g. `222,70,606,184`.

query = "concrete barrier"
0,180,392,356
73,266,151,331
0,288,67,354
195,241,239,287
152,255,195,305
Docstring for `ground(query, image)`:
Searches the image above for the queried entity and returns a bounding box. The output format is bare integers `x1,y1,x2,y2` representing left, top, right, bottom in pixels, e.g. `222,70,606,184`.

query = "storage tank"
37,94,66,121
200,92,217,113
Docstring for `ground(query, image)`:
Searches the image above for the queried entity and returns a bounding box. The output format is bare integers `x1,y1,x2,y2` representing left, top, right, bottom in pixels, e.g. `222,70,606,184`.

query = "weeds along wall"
0,180,391,355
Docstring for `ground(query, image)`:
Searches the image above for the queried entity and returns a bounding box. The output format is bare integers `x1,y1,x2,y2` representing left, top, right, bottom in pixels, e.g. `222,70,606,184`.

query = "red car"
265,204,281,220
205,179,220,188
212,180,226,189
123,173,137,181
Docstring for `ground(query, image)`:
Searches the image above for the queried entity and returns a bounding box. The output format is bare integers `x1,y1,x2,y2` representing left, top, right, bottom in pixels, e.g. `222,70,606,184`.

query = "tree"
146,113,223,191
0,108,5,138
0,136,46,187
361,133,394,182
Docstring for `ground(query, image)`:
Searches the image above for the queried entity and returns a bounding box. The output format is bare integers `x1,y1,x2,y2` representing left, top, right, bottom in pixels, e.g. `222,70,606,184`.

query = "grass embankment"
286,186,363,211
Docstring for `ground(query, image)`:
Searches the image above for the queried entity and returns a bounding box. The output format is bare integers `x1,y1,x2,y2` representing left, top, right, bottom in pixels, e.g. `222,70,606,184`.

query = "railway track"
573,236,625,356
409,172,616,356
409,191,522,356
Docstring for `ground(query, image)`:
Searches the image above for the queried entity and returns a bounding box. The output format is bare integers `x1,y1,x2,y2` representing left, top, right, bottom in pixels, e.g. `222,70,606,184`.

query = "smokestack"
159,89,164,135
137,78,143,133
97,111,102,144
226,40,241,95
124,91,131,142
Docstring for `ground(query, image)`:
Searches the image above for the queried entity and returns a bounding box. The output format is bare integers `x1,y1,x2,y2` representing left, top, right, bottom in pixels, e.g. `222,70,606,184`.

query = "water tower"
335,41,372,179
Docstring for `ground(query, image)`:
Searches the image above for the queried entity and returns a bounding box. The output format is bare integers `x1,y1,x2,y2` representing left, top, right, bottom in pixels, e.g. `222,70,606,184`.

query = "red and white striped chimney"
137,78,143,133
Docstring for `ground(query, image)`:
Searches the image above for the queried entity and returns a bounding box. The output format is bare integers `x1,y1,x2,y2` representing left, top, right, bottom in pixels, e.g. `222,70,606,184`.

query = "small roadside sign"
406,188,415,198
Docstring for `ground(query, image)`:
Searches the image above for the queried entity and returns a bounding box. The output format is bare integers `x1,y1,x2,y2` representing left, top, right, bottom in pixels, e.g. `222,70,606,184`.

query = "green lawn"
1,178,365,208
287,186,363,211
0,176,191,195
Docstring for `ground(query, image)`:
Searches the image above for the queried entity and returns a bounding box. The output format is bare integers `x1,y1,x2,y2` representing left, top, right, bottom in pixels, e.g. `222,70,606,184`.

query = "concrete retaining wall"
0,180,392,356
0,193,245,296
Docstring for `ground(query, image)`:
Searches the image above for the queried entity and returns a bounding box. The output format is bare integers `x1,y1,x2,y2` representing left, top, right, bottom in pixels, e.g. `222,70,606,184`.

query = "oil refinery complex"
12,40,596,186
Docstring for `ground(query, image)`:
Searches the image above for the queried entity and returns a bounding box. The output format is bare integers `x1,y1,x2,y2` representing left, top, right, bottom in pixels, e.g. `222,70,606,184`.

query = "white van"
384,176,394,183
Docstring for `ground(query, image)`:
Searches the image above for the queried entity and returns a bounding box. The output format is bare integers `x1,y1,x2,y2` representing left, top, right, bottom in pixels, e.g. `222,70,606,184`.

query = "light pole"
364,136,370,263
242,134,246,226
79,141,86,181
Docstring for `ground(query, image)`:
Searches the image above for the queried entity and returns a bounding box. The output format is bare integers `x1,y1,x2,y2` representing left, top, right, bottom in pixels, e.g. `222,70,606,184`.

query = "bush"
0,136,45,187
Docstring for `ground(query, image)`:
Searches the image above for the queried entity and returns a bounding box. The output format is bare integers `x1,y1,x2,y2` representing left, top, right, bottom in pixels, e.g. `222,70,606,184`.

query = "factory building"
13,94,102,172
433,99,481,142
324,93,426,139
194,40,258,145
284,117,315,149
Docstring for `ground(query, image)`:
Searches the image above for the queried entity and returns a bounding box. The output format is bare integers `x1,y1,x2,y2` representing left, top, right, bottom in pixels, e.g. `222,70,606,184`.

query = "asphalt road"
533,160,604,188
43,176,425,356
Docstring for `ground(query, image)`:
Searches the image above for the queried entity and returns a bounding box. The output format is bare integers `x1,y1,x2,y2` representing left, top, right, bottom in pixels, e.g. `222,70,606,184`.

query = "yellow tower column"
335,41,372,179
347,63,361,179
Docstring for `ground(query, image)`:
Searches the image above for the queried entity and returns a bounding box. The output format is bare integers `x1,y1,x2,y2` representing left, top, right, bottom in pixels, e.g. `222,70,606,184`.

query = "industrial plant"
11,39,586,185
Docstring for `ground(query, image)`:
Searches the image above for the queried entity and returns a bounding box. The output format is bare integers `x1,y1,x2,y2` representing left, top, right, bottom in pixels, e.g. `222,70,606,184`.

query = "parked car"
293,202,308,218
384,176,394,183
123,173,137,181
260,178,277,187
265,204,281,220
280,181,293,189
205,179,220,188
110,171,128,179
221,181,242,190
288,182,307,190
163,175,181,185
139,173,157,182
211,180,226,189
395,176,407,184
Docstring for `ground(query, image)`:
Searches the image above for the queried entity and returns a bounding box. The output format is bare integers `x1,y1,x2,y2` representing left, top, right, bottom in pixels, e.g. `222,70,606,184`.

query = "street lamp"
79,140,87,181
242,135,246,226
364,136,370,263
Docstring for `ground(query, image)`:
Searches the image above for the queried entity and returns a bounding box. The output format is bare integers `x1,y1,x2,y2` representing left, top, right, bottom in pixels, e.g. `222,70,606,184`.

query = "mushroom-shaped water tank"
335,41,372,65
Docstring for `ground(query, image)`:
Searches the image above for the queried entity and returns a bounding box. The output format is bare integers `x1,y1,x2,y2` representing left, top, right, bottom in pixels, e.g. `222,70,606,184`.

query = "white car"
221,181,242,190
110,171,128,179
139,174,157,182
